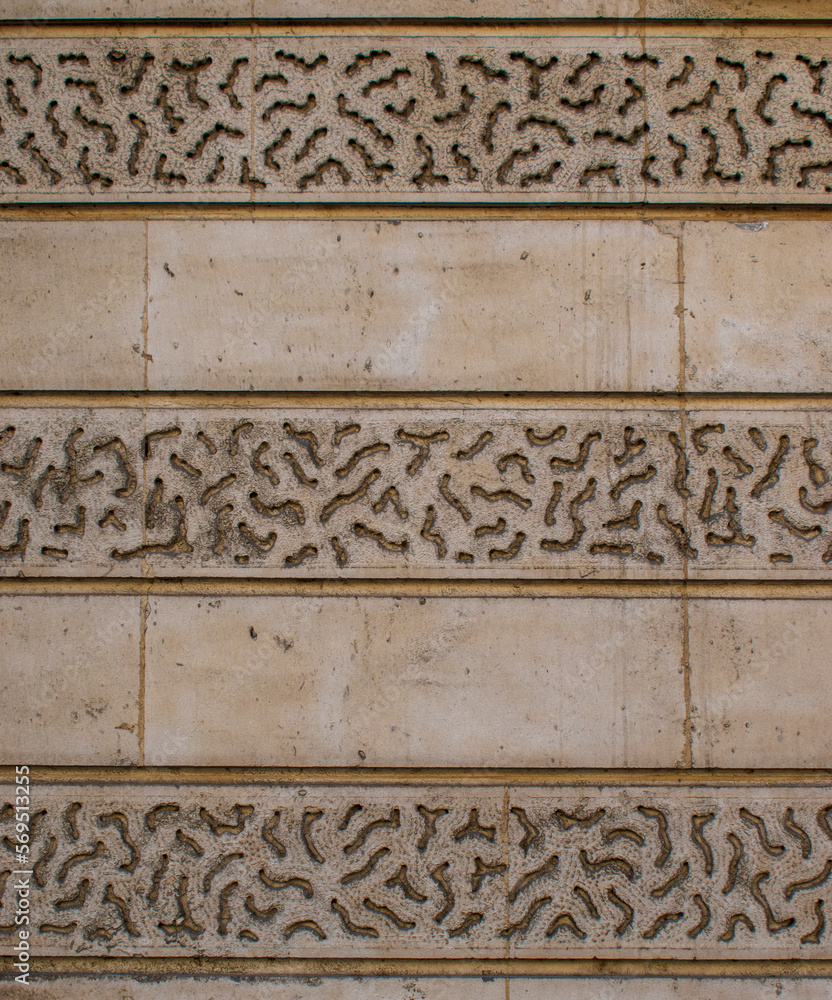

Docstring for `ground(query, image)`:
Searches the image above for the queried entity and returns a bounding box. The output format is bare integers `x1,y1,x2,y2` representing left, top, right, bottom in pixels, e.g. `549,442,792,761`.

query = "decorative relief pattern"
3,783,831,958
1,38,831,201
3,408,832,577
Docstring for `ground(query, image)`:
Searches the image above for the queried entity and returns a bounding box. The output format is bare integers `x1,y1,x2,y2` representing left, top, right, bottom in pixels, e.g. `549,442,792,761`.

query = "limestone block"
0,596,140,765
0,978,506,1000
147,219,679,393
9,220,832,395
512,982,832,999
270,0,830,14
5,978,829,1000
0,223,146,392
2,37,832,202
690,599,832,769
2,406,832,578
5,779,832,957
684,222,832,393
0,0,824,19
143,595,684,766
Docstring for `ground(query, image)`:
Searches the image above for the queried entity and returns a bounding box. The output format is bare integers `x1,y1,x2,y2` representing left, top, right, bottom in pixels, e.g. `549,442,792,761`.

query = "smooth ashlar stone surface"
8,220,832,395
5,979,830,1000
2,37,832,202
0,595,140,765
144,595,685,767
148,220,679,393
690,599,832,769
2,407,832,579
5,0,253,15
1,0,823,20
0,223,146,392
5,780,832,958
0,978,503,1000
684,222,832,393
512,981,832,999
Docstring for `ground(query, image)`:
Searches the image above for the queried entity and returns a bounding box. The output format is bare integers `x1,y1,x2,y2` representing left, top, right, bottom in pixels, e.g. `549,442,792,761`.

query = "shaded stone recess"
4,782,832,958
2,407,832,577
1,37,832,202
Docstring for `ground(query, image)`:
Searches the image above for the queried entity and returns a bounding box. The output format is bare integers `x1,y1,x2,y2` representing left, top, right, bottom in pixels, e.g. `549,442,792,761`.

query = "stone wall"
1,0,831,996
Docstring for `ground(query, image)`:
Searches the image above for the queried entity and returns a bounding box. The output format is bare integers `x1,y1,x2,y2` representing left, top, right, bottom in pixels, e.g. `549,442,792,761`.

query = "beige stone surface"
0,977,505,999
10,221,832,395
148,220,678,392
1,3,829,993
513,981,832,999
1,0,824,18
5,980,828,1000
690,599,832,768
684,223,832,393
280,0,825,12
2,37,832,203
144,595,684,767
0,223,146,391
0,595,140,765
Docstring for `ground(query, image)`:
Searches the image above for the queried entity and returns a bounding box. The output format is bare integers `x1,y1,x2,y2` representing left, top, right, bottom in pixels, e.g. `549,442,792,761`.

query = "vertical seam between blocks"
250,31,256,205
138,211,150,767
142,219,149,393
676,222,686,395
138,593,147,767
681,588,692,768
675,224,692,767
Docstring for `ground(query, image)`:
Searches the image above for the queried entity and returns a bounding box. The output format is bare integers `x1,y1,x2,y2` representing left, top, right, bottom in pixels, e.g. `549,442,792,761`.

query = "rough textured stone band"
1,37,832,202
5,781,832,958
2,407,832,577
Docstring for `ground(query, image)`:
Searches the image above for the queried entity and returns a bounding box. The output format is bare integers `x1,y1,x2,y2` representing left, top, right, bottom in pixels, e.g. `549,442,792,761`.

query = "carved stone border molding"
1,37,831,202
4,780,832,959
2,406,832,577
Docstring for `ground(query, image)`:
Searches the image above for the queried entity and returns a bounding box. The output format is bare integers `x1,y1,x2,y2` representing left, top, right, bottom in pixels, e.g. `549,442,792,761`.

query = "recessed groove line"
5,764,831,786
3,578,832,598
3,204,832,221
7,957,832,977
4,390,832,410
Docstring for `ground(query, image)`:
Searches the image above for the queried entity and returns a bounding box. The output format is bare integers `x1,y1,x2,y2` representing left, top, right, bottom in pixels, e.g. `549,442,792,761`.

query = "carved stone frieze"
1,37,831,201
1,407,832,577
3,782,831,958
